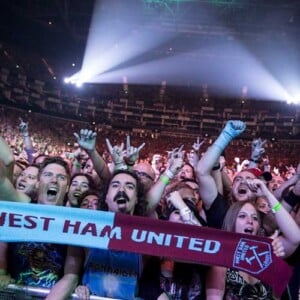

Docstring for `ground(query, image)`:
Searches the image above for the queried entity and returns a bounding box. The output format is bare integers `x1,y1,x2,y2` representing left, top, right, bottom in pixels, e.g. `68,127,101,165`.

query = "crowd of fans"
0,40,299,300
0,109,299,299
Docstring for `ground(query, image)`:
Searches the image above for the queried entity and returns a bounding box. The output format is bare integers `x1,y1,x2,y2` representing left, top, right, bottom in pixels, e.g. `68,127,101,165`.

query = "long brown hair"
222,201,261,232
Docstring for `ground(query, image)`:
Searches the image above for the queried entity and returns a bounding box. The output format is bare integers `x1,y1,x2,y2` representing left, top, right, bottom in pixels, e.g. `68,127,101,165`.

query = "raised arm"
145,146,184,215
187,136,204,169
196,120,246,209
105,137,126,171
248,138,266,168
248,178,300,256
0,159,30,203
167,190,201,226
0,137,14,183
19,118,35,163
280,163,300,209
124,135,145,170
74,129,111,181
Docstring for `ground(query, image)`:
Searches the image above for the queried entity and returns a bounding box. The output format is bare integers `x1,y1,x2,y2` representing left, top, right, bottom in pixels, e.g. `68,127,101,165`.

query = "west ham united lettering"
0,201,292,297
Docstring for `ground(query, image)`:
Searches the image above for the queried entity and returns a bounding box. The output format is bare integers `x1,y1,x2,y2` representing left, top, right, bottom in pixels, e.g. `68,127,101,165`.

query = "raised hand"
251,138,266,162
187,150,199,169
270,230,285,258
246,178,270,198
73,129,97,152
223,120,246,139
166,145,184,178
192,136,205,152
125,135,145,166
19,118,29,136
187,137,203,168
166,190,185,210
105,138,125,165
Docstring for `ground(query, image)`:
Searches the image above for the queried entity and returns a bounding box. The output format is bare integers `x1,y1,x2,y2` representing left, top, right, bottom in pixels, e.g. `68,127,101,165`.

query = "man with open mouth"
47,169,147,300
0,156,71,289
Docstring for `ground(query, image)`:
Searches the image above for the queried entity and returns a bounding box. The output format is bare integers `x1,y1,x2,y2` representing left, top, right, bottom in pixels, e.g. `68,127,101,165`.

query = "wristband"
249,158,260,163
160,175,170,185
179,206,192,216
164,169,174,179
271,202,282,214
124,158,135,167
212,163,220,171
73,161,81,168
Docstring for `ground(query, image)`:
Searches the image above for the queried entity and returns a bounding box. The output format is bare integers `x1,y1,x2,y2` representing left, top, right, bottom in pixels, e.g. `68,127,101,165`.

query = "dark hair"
15,159,29,171
29,163,41,170
32,154,48,165
99,169,146,216
181,178,199,185
77,189,100,208
162,181,206,225
181,162,196,180
39,156,70,181
70,172,97,190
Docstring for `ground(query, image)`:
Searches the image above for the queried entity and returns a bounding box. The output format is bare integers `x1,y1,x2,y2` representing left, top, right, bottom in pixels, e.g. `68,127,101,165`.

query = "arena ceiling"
1,0,300,101
1,0,300,56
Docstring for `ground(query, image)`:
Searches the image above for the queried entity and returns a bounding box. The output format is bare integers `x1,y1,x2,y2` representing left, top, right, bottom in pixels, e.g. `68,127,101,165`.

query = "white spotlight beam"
80,0,178,83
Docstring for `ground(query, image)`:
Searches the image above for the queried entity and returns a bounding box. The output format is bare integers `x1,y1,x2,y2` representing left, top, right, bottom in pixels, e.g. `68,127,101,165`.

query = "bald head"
133,162,155,192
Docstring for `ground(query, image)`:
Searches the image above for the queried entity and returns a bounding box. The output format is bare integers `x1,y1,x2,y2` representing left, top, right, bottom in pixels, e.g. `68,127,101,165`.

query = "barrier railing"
0,284,121,300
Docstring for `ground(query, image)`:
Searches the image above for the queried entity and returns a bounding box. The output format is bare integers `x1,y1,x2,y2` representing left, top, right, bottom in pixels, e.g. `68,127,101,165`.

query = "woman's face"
168,210,182,224
80,194,99,210
256,197,271,214
235,203,260,235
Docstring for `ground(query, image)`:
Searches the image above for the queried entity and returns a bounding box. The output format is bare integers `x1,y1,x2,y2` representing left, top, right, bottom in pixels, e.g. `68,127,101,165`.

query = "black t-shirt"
139,256,206,300
204,193,229,229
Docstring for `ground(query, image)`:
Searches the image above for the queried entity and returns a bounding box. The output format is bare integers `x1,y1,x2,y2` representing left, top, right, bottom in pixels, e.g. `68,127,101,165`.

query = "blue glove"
223,120,246,139
214,120,246,151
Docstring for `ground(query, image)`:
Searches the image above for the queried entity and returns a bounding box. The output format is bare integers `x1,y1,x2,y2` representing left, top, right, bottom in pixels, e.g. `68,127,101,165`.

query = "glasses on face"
134,171,154,181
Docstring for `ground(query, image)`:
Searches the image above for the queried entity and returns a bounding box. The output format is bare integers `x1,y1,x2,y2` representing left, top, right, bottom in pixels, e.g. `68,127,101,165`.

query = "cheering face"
177,164,194,180
268,175,284,192
235,203,260,235
83,158,100,185
232,171,257,202
80,194,99,210
37,163,69,206
105,173,138,215
168,210,182,223
256,197,271,214
184,181,202,211
16,166,39,196
13,164,24,185
68,175,90,207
